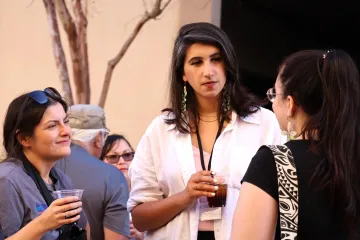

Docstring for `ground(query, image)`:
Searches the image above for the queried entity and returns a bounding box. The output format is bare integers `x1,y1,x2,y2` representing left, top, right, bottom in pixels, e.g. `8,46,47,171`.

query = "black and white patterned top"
242,140,348,239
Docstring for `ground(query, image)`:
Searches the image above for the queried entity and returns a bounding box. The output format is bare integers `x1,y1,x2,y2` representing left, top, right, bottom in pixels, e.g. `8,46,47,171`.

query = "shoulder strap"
22,158,55,206
265,145,299,240
21,155,85,239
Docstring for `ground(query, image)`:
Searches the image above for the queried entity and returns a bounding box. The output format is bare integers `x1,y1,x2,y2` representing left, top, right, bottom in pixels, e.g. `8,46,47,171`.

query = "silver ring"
64,213,67,219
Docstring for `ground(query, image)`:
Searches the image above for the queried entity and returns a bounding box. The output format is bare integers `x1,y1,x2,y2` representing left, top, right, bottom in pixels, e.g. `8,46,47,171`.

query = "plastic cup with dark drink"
207,174,228,208
52,189,84,221
52,189,84,200
52,189,86,238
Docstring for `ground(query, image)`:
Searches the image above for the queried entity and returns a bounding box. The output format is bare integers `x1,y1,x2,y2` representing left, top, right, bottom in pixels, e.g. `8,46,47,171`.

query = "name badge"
199,197,222,221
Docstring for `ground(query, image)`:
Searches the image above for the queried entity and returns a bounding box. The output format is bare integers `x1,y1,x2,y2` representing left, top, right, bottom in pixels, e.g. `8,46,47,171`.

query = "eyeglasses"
14,87,63,134
105,152,135,164
266,87,283,103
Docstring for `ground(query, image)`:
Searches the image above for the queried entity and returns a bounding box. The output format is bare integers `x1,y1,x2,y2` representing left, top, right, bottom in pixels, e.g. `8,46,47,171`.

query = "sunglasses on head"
14,87,63,134
105,152,135,164
28,87,62,104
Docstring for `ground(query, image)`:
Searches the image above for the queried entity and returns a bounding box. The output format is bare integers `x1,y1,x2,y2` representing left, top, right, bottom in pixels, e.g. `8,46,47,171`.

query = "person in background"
101,134,134,188
101,134,144,240
0,87,87,239
231,49,360,239
128,22,282,240
56,104,130,240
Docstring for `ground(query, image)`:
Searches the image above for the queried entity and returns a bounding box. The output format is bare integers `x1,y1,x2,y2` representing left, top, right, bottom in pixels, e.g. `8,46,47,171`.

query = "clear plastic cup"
52,189,84,227
52,189,84,200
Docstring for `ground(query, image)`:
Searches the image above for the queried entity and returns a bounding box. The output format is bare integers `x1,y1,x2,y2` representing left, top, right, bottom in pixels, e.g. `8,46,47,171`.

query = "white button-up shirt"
128,108,282,240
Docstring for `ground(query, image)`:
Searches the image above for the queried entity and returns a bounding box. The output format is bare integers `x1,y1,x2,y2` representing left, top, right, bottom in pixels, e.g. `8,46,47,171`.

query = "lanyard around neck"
195,117,226,171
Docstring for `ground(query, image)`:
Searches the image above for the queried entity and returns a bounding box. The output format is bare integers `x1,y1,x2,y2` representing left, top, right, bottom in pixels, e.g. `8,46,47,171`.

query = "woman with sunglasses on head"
231,50,360,239
101,134,144,240
0,87,87,239
127,22,282,240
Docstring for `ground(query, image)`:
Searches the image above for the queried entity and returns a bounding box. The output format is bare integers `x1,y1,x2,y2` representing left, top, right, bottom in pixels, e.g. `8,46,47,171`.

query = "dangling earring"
282,118,297,141
182,83,187,118
221,88,231,115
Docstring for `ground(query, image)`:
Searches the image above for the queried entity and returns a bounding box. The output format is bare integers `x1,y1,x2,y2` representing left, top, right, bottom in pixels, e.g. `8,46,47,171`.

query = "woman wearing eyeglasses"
101,134,135,189
231,50,360,239
100,134,144,240
0,88,87,239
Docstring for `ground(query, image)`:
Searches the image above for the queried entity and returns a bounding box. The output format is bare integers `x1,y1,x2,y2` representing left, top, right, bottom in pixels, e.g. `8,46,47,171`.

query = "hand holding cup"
37,196,82,232
182,171,218,205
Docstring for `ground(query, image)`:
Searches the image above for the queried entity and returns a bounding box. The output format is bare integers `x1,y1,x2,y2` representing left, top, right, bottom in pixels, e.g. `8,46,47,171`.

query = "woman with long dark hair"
128,22,282,240
0,88,87,239
231,49,360,239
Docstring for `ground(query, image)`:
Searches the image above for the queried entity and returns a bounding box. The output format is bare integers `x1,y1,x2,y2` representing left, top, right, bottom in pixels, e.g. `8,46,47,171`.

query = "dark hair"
279,49,360,237
100,134,134,160
162,22,260,133
3,88,68,158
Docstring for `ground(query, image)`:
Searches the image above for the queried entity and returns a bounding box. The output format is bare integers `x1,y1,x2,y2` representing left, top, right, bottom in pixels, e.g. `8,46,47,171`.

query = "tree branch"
161,0,172,12
43,0,74,105
98,0,172,107
56,0,86,104
200,0,211,10
73,0,91,103
26,0,36,8
84,0,89,16
142,0,148,13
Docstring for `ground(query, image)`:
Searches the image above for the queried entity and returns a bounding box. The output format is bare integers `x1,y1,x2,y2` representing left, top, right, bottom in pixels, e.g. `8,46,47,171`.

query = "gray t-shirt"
0,158,87,240
56,144,130,240
0,226,4,240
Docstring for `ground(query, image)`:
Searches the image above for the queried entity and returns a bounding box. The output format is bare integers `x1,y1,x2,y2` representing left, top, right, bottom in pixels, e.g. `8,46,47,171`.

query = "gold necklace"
199,118,218,122
199,113,217,118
